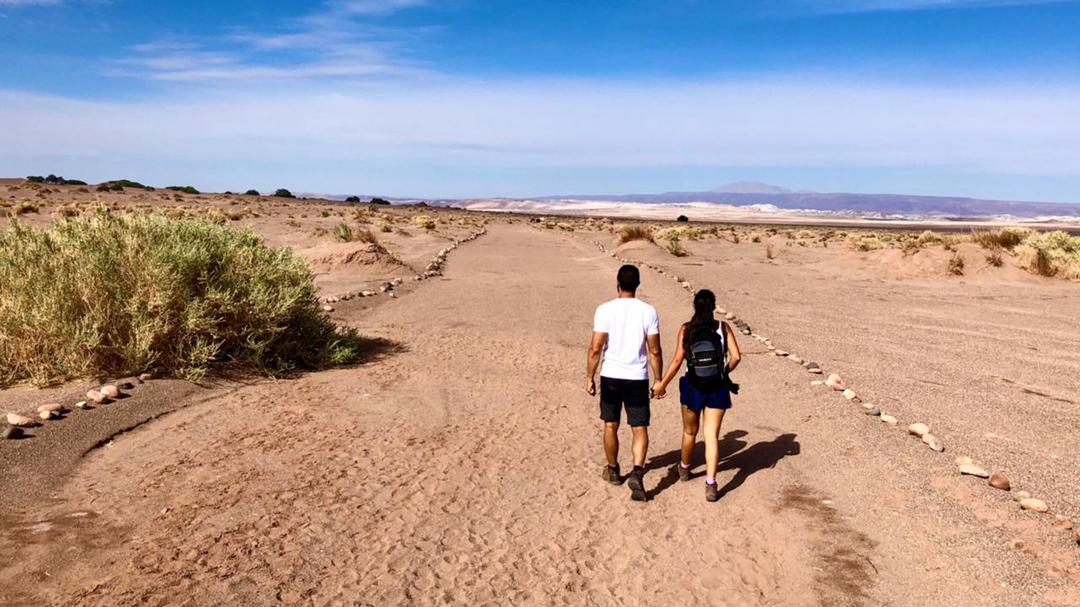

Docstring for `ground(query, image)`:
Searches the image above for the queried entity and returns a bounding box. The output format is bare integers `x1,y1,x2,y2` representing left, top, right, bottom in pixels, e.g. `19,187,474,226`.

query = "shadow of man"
716,433,800,499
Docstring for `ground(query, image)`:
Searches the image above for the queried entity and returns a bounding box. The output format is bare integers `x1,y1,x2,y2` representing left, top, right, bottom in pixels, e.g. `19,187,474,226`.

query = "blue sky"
3,0,1080,201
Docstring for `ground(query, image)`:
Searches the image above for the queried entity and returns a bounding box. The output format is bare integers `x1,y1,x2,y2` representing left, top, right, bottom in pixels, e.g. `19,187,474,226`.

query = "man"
586,264,663,501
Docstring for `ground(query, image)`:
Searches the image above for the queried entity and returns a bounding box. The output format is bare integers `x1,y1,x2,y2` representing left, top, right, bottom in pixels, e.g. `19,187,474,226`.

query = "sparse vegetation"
1015,230,1080,279
0,212,362,386
971,227,1031,251
948,251,965,275
850,234,884,252
986,248,1004,267
412,214,436,229
13,201,40,215
666,235,689,257
332,222,356,242
617,224,654,244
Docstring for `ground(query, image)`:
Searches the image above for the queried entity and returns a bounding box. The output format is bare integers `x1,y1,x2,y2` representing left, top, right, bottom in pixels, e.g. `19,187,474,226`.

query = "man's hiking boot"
602,465,622,485
627,468,647,502
677,464,691,482
705,482,720,502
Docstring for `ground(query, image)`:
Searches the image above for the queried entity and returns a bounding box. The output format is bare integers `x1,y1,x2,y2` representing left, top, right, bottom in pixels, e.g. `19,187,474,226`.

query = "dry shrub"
849,234,884,252
332,222,355,242
412,214,436,229
916,230,942,246
1015,230,1080,279
766,243,775,259
948,251,965,275
0,212,362,386
617,224,654,244
985,248,1004,267
13,201,39,215
971,227,1032,251
666,236,689,257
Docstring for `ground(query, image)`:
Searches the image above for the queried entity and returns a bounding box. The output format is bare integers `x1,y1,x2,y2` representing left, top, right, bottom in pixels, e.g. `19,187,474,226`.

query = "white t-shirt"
593,297,660,380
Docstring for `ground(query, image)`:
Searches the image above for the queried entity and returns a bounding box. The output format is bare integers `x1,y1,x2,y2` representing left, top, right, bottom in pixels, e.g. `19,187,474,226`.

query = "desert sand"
2,183,1079,606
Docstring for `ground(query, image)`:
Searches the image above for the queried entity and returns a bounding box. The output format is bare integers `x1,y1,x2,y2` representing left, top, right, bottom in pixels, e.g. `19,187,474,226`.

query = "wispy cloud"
781,0,1071,13
113,0,430,83
0,0,61,5
5,75,1080,177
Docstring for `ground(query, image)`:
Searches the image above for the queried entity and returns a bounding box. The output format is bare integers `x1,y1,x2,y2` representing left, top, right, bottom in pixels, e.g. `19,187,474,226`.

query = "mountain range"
538,182,1080,218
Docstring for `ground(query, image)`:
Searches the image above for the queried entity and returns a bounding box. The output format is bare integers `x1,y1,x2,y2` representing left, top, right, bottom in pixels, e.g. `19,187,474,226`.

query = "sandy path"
1,224,1075,606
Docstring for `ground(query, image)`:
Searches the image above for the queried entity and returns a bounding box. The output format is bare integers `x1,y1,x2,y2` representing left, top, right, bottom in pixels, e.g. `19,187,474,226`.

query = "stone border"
590,238,1079,546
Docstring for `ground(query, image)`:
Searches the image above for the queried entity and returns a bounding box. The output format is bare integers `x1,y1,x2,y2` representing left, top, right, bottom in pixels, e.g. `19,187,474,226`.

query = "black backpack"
686,322,729,390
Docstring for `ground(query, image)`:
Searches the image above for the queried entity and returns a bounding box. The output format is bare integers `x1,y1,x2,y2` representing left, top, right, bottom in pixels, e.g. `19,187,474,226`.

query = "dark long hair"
683,289,719,348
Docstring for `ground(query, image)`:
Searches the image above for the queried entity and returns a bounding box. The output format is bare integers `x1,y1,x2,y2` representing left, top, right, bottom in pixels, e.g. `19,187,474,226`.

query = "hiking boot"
705,482,719,502
627,468,647,502
677,464,691,482
602,465,622,485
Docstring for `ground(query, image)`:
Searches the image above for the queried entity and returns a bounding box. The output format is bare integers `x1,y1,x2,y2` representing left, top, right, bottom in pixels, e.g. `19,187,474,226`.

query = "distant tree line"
26,175,87,186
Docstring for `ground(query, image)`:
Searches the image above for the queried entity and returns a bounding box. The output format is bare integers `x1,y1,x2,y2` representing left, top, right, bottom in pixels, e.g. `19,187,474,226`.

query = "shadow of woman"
646,430,749,499
716,433,800,499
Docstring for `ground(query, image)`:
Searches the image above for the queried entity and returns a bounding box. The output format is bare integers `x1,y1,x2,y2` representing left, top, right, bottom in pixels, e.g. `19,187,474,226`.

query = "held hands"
585,377,597,396
651,382,667,400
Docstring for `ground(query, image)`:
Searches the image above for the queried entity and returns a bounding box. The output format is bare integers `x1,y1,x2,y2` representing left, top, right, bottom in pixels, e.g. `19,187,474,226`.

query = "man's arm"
585,332,607,395
646,333,663,394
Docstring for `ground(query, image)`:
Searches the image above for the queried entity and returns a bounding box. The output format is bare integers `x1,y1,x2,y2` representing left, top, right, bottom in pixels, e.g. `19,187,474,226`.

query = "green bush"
167,186,200,195
666,235,689,257
0,212,362,386
244,189,260,196
370,197,391,205
345,196,361,203
274,188,295,198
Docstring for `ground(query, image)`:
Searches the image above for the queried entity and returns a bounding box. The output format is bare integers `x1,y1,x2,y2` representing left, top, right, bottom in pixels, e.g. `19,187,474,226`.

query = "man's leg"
631,426,649,468
625,380,651,501
603,421,620,466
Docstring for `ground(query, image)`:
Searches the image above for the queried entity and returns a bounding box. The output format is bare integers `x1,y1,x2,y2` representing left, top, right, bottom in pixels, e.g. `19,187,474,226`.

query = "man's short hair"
617,264,640,292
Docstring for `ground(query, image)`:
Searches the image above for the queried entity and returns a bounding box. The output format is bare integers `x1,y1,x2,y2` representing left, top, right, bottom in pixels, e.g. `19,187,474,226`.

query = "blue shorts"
679,376,732,412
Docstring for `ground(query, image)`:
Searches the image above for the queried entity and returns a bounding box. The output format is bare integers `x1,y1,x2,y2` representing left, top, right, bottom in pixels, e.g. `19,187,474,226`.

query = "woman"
653,289,741,502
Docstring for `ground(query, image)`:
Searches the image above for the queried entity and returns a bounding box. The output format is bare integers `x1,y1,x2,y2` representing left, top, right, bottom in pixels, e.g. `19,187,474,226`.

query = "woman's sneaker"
602,465,621,485
705,481,720,502
677,464,691,482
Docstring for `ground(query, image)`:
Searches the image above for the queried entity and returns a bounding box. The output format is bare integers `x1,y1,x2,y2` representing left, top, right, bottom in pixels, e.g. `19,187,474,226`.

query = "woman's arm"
723,322,742,373
654,325,686,398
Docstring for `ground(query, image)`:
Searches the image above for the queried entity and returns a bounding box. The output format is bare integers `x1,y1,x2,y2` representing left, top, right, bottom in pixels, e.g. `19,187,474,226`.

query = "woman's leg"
703,408,727,481
680,406,700,467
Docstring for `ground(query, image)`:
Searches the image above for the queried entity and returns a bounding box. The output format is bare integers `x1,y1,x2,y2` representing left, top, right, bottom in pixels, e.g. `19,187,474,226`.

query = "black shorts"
599,377,651,427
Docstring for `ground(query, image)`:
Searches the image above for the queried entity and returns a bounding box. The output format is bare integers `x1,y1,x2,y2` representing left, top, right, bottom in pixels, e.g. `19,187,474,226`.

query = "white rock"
86,390,108,404
880,414,898,425
100,385,120,398
1019,498,1049,513
7,413,34,427
959,464,990,478
955,456,973,466
74,401,89,409
37,403,64,414
842,389,857,400
38,410,54,420
922,434,944,452
908,423,930,437
1013,490,1031,502
825,374,845,390
321,305,334,312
